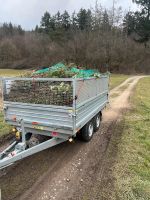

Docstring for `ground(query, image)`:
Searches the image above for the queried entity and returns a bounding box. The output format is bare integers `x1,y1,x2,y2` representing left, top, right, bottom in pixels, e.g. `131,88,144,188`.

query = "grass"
0,69,27,77
92,77,150,200
110,84,130,99
112,77,150,200
0,112,10,137
109,74,130,90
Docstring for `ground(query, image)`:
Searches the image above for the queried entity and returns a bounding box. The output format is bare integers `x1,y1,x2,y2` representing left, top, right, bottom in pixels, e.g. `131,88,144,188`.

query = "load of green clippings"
5,63,102,106
31,62,101,78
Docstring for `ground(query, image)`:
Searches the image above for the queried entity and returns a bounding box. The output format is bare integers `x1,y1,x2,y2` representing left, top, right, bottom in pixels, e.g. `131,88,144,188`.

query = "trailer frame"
0,76,109,169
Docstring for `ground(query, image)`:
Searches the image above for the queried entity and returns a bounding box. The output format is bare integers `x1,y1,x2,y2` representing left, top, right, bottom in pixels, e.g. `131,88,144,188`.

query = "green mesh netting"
33,62,101,78
33,63,66,75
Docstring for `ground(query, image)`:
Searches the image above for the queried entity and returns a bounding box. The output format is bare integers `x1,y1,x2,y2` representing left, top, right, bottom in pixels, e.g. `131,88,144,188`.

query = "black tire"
93,112,102,132
80,120,94,142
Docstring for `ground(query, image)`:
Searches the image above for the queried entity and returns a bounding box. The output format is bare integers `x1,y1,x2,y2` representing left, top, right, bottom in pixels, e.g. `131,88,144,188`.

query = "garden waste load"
5,63,102,106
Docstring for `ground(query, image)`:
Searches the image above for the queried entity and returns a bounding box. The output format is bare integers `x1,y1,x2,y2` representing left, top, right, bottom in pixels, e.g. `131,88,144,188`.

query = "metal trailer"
0,76,109,169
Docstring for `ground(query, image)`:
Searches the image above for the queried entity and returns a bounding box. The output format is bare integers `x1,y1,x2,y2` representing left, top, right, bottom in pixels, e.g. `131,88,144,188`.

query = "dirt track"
0,76,142,200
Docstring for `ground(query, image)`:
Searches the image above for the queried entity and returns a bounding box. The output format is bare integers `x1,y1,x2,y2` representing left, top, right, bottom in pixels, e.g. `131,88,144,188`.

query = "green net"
33,62,101,78
71,67,99,78
33,63,66,75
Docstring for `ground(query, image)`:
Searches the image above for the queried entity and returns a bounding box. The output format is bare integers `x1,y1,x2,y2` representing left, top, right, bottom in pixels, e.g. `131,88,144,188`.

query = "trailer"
0,76,109,169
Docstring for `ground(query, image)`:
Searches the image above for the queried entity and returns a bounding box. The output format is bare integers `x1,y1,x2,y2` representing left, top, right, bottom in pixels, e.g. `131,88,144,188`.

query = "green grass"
0,69,27,77
109,74,130,90
113,77,150,200
0,112,10,137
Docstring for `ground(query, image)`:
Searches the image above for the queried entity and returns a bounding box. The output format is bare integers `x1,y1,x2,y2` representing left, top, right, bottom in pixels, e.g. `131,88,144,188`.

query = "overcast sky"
0,0,138,30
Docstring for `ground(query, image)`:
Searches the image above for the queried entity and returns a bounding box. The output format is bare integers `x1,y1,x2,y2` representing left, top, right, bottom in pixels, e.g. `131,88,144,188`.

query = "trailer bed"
0,76,109,169
2,76,109,137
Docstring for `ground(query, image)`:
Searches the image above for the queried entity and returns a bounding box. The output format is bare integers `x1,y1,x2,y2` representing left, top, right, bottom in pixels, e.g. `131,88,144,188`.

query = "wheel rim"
96,116,100,128
88,123,93,137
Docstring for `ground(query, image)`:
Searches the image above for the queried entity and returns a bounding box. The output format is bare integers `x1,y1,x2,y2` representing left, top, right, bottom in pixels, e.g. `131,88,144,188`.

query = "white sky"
0,0,138,30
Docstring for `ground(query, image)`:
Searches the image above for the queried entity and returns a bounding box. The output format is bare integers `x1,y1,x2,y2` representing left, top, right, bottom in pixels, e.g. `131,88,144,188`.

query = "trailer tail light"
69,138,73,143
52,132,58,137
12,116,16,121
32,122,39,125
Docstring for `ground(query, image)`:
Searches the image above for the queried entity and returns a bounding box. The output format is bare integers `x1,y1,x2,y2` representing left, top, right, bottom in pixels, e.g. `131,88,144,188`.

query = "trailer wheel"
93,112,102,132
80,120,94,142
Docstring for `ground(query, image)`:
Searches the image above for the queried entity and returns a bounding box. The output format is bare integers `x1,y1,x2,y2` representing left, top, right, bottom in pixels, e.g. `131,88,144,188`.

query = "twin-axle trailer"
0,76,109,169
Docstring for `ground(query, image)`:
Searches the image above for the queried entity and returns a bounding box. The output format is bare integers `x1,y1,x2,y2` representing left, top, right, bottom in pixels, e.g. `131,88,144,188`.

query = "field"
102,77,150,200
0,69,27,77
109,74,130,89
114,77,150,200
0,112,11,137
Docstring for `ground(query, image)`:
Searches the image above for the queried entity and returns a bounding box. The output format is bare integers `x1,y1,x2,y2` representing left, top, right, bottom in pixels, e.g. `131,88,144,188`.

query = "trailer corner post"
20,119,26,145
73,79,76,136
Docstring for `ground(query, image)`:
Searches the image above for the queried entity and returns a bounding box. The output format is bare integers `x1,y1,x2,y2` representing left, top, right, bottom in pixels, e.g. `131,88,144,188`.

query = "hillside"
0,1,150,73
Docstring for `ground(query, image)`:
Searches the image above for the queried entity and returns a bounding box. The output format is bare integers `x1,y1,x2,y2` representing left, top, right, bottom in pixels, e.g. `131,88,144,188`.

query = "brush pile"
5,63,101,106
5,80,73,106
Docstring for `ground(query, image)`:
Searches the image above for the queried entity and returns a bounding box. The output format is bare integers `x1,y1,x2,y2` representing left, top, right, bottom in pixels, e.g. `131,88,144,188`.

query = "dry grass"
109,74,130,90
0,112,11,137
111,77,150,200
0,69,27,77
90,77,150,200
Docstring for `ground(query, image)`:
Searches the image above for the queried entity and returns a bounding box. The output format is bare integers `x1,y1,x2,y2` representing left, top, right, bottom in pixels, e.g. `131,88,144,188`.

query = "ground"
0,74,149,200
109,74,130,89
110,77,150,200
0,76,150,200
